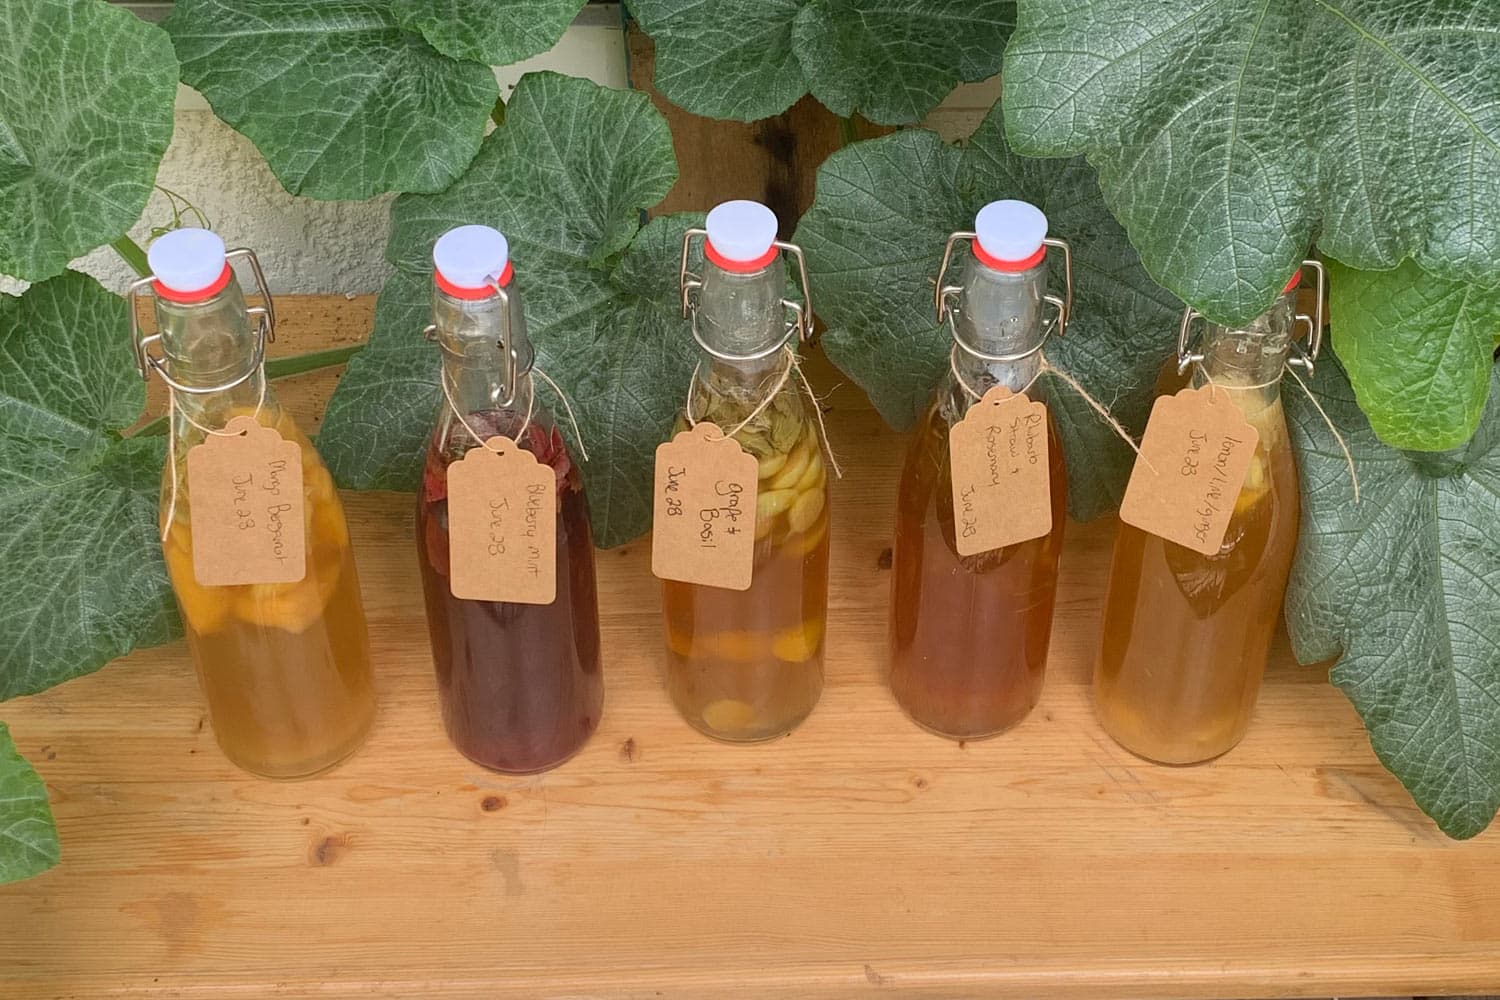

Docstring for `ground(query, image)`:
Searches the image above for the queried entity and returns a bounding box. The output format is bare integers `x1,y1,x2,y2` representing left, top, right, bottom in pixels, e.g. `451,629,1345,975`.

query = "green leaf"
319,72,691,547
394,0,588,66
314,269,443,491
0,724,58,885
631,0,1012,124
164,0,498,199
1004,1,1500,326
794,105,1183,519
1330,258,1500,452
1285,353,1500,839
0,272,178,701
0,0,178,281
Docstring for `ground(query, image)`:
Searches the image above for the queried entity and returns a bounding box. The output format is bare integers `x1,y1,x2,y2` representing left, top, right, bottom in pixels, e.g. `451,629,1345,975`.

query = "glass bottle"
135,229,375,778
1094,263,1323,764
664,200,827,742
415,225,602,773
889,201,1071,739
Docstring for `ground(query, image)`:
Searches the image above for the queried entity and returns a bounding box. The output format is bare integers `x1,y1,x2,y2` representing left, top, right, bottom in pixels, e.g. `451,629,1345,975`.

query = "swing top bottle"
1095,263,1324,764
889,200,1072,740
415,224,603,774
662,200,829,742
135,228,375,778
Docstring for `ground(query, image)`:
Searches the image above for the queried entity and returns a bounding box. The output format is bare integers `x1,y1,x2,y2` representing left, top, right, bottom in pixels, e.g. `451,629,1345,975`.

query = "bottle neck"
433,284,536,439
156,278,269,432
693,259,785,392
1191,290,1296,401
948,256,1048,406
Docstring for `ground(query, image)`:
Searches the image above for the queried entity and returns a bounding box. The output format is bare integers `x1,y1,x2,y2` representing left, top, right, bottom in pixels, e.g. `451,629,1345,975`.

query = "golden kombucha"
1095,391,1300,764
890,400,1067,738
663,200,828,741
161,406,375,777
663,409,829,742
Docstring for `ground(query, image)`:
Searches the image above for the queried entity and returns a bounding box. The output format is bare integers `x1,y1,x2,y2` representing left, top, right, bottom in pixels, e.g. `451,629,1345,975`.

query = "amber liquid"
1095,394,1300,764
416,417,602,773
663,422,830,742
889,399,1067,739
161,408,375,778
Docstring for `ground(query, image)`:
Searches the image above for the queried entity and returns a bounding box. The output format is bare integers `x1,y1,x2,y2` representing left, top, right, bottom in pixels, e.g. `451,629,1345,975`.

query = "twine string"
440,367,534,455
533,368,590,462
1193,362,1359,503
685,347,843,479
789,351,844,479
160,377,267,542
1283,366,1361,504
948,345,1148,465
441,367,590,462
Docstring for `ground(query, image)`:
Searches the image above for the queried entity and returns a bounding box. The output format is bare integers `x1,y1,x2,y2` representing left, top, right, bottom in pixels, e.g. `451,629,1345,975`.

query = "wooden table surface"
3,296,1497,1000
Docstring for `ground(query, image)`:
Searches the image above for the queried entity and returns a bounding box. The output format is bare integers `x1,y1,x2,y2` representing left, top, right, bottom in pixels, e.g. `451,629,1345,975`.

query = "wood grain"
2,296,1497,999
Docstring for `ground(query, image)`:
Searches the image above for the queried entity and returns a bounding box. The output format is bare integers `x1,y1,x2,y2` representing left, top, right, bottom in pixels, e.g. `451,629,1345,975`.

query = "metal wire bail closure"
679,227,818,359
1287,258,1326,376
933,231,1073,338
1177,258,1326,377
422,275,524,409
127,247,276,394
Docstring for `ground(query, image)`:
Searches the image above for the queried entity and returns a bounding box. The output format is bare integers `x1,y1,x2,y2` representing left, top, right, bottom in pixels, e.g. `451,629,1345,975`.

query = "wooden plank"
2,295,1498,999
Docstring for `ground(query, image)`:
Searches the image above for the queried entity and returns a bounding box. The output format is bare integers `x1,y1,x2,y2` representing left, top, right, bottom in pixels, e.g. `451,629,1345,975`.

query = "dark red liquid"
416,416,603,773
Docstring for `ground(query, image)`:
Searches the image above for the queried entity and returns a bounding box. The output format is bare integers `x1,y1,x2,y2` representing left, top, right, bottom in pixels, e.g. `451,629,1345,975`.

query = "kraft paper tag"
186,415,306,587
652,422,758,591
1119,386,1259,556
446,437,557,605
948,386,1052,556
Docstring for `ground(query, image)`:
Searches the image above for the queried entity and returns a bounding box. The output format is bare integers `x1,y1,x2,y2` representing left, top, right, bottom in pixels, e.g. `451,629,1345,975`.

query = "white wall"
6,4,1001,299
4,6,627,297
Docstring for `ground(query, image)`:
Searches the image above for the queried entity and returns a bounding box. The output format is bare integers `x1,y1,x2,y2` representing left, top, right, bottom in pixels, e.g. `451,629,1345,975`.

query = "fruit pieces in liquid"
160,409,375,779
890,400,1068,739
663,422,829,742
1094,396,1300,764
416,419,603,774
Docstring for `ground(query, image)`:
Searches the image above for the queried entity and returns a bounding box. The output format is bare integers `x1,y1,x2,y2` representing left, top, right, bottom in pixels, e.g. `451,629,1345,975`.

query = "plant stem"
130,343,365,438
838,115,857,148
111,235,151,278
265,343,363,379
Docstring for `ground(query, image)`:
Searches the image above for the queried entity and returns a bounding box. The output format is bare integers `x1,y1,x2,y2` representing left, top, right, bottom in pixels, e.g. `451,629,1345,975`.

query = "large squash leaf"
0,723,58,885
630,0,1012,124
794,103,1183,519
0,0,177,281
164,0,498,200
393,0,588,66
1330,258,1500,452
1286,353,1500,838
0,272,178,701
318,72,694,547
1004,0,1500,328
